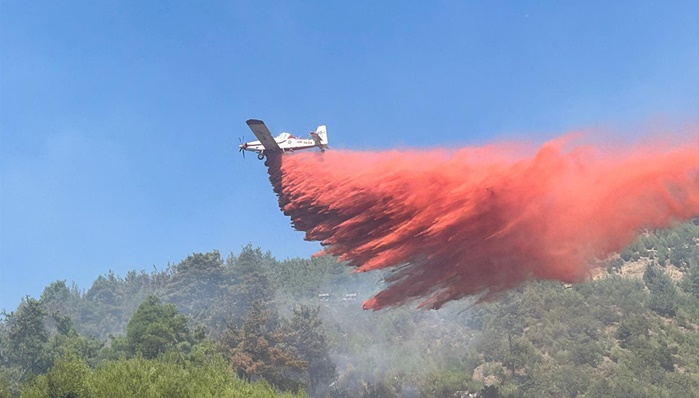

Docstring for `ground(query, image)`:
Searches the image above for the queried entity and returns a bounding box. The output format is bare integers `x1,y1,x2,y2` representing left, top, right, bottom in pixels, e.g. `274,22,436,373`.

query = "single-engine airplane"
239,119,329,160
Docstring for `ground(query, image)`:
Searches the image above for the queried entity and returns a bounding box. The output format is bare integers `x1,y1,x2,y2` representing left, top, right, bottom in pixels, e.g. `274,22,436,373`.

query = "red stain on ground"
265,134,699,310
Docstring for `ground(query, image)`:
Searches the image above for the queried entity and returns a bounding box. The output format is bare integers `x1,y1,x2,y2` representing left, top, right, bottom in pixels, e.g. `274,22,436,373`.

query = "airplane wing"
246,119,282,151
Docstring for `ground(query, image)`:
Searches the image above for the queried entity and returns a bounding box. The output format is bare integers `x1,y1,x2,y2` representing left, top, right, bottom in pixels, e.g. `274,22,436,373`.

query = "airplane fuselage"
240,121,329,160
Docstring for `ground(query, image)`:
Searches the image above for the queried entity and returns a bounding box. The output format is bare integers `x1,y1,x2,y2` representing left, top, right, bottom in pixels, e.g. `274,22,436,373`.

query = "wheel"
257,153,265,160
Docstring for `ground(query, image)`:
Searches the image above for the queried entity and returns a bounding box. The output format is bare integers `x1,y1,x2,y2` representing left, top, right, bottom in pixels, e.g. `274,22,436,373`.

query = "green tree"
684,263,699,299
44,352,90,398
161,251,234,330
39,281,82,326
125,295,191,359
81,272,128,340
616,314,650,348
229,245,276,312
418,370,471,398
269,256,351,300
643,265,678,317
1,298,50,375
569,336,602,367
50,325,104,369
282,306,336,396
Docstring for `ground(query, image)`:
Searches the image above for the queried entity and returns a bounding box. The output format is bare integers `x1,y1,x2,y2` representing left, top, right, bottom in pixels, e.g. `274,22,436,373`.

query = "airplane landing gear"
257,153,265,160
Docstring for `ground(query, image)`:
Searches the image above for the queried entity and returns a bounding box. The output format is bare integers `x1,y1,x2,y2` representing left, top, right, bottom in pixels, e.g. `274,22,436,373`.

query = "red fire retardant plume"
265,135,699,310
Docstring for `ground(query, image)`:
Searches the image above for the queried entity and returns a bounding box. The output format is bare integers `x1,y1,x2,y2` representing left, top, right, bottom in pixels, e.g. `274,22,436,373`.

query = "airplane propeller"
238,136,246,159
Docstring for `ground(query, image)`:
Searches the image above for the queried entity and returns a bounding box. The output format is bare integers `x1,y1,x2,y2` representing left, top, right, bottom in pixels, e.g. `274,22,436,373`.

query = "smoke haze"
266,134,699,310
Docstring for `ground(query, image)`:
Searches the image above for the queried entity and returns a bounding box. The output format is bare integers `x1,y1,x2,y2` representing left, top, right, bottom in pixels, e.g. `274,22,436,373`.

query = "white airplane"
239,119,329,160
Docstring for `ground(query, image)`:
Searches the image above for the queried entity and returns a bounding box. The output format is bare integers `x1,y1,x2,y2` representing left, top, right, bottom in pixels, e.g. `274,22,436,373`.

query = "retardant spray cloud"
265,133,699,310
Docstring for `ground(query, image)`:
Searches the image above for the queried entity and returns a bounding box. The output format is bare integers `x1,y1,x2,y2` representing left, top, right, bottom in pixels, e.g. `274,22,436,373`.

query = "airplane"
239,119,329,160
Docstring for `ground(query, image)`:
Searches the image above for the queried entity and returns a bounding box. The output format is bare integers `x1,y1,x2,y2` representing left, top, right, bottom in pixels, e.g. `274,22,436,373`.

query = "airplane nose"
238,142,248,159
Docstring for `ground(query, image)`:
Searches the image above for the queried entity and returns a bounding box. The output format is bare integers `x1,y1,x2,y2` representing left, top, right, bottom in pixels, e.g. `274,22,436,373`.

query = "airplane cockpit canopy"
276,132,295,140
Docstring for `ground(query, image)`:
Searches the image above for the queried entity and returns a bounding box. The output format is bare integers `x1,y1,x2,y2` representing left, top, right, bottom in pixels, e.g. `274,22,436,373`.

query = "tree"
282,305,336,396
616,314,649,348
479,292,526,377
81,271,129,339
125,295,192,359
684,263,699,299
643,265,678,317
418,370,471,398
161,251,234,329
229,245,276,312
570,336,602,367
220,300,306,392
44,352,90,398
1,297,50,375
39,280,82,325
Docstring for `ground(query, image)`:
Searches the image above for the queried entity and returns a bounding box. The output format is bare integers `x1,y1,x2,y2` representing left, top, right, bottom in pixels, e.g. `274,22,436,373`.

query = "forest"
1,220,698,398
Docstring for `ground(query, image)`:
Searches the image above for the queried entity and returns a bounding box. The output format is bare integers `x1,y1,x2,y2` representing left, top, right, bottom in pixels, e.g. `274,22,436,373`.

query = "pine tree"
220,300,306,392
2,297,50,374
283,305,336,396
643,265,678,317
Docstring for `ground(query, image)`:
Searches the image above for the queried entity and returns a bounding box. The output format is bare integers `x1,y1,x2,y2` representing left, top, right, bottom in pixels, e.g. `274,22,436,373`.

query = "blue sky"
1,1,697,311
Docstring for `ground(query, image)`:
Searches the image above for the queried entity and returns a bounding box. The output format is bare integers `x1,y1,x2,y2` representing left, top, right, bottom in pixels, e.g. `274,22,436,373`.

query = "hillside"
1,220,698,398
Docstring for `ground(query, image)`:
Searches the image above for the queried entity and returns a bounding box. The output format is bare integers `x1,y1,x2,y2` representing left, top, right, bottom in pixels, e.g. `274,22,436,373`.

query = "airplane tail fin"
311,125,329,147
